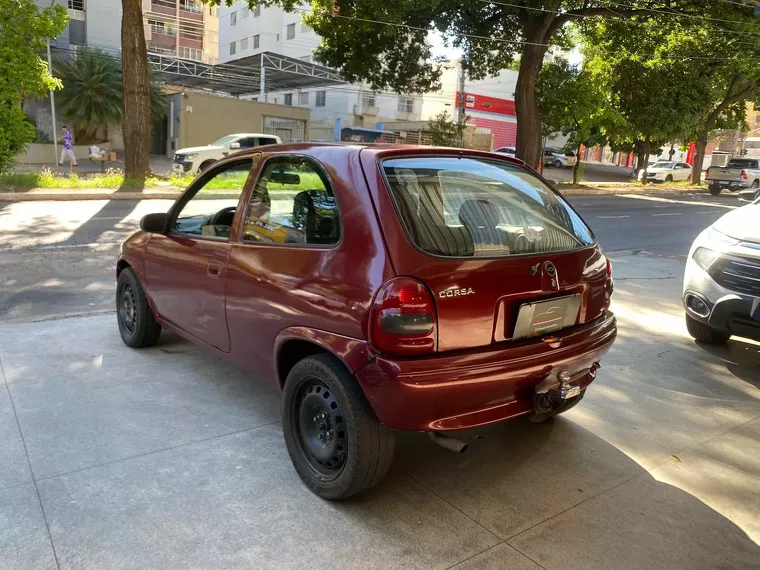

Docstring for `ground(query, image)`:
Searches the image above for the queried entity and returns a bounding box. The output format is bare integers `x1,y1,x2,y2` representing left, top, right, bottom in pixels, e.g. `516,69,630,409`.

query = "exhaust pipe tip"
429,431,468,453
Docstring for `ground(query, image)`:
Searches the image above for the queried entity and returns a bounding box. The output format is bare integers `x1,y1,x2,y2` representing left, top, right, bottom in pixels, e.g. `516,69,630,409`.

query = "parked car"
495,146,516,157
117,144,617,499
543,148,577,168
704,158,760,196
637,161,692,183
172,133,281,175
683,191,760,344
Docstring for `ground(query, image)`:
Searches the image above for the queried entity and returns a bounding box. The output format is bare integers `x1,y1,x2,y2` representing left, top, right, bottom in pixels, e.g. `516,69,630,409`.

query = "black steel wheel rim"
294,378,348,478
120,284,137,334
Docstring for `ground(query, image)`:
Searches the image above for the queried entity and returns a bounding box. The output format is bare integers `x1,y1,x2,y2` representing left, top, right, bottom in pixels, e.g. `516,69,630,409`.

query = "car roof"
229,133,280,138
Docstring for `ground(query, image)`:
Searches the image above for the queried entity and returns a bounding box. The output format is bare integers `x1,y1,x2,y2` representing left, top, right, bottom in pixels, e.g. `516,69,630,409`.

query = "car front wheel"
282,354,395,500
685,314,730,345
117,268,162,348
554,160,562,168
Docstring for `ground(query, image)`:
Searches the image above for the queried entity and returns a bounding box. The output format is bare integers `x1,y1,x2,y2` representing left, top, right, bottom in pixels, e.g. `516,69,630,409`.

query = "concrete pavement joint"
33,420,280,485
444,541,548,570
0,355,61,570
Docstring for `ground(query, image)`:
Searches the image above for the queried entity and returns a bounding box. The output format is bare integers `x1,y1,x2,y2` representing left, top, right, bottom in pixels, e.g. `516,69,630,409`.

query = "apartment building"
45,0,218,63
218,2,423,137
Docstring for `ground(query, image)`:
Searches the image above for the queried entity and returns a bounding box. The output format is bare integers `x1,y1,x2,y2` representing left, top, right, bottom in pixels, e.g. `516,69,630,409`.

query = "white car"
683,192,760,344
638,160,692,183
495,146,516,157
172,133,281,175
543,148,577,168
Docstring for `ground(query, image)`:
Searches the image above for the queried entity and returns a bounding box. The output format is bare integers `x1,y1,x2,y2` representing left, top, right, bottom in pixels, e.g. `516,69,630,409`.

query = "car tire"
685,314,730,345
752,180,759,188
665,174,673,183
554,160,562,168
282,353,396,500
116,268,162,348
199,160,215,172
709,185,721,196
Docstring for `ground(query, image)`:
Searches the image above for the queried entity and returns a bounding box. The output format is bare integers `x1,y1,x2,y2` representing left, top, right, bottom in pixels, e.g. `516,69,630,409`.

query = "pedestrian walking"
59,125,78,166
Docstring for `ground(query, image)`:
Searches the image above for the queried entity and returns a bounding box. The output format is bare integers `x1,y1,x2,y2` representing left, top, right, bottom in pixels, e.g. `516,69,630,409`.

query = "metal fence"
263,116,307,144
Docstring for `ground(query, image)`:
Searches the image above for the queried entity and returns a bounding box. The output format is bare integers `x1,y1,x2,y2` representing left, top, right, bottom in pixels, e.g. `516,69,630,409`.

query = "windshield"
651,162,674,169
381,157,594,257
210,135,238,147
727,159,758,168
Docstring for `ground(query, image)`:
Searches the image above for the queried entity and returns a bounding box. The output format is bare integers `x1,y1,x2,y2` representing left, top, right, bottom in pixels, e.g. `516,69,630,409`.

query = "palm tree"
54,47,167,144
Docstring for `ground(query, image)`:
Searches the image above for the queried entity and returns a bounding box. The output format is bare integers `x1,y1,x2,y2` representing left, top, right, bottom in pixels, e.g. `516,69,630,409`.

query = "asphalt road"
0,192,739,323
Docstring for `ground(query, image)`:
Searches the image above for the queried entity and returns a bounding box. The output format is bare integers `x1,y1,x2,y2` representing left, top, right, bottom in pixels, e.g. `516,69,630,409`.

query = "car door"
677,163,691,180
144,157,258,351
224,154,344,371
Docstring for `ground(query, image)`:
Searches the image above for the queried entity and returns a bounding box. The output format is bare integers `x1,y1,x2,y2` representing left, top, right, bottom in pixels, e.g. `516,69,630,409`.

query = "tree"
0,0,67,173
428,110,467,147
537,58,606,184
218,0,722,170
55,48,168,144
121,0,152,182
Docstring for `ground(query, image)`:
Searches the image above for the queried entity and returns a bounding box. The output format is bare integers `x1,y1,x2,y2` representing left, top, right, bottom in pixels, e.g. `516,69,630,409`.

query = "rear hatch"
362,151,610,353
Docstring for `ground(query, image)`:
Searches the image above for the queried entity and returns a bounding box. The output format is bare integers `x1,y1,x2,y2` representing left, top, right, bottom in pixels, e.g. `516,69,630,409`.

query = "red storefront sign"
455,92,517,117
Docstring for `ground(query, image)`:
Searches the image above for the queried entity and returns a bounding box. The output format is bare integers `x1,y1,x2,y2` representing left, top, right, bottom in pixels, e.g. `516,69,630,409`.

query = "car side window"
242,157,340,246
257,137,277,146
173,159,254,239
237,137,257,149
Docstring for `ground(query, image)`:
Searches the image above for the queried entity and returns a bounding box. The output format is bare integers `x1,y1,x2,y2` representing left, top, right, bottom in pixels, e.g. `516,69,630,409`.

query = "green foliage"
0,0,67,173
54,48,168,144
0,168,193,189
427,111,466,147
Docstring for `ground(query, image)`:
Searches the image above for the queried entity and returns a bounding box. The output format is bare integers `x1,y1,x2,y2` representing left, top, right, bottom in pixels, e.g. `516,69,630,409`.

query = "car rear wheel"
554,160,562,168
685,314,730,345
282,354,395,500
752,180,759,188
116,268,161,348
709,185,721,196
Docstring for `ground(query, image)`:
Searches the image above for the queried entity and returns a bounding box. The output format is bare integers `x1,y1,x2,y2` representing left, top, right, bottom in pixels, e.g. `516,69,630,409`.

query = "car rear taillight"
742,170,748,180
370,277,436,356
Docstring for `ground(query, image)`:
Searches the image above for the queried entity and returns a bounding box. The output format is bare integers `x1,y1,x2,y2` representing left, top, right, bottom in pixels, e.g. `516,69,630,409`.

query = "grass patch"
0,168,193,190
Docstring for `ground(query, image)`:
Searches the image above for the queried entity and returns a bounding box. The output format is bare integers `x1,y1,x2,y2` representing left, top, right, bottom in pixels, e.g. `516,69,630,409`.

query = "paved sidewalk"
1,255,759,569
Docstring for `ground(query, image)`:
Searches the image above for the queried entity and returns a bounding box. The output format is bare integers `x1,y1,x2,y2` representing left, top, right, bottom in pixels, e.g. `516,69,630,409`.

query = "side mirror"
738,189,759,203
229,142,241,150
140,212,168,233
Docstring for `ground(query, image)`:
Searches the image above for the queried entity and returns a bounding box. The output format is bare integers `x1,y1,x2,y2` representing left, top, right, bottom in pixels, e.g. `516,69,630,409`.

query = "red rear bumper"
355,311,617,431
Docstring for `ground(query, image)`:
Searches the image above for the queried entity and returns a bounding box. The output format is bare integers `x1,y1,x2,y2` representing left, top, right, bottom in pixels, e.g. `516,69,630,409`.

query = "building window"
253,34,260,49
362,93,376,107
208,6,216,17
284,93,293,106
209,31,217,43
316,90,326,107
179,24,203,41
241,6,249,18
230,11,237,25
286,23,295,40
179,0,201,13
301,19,311,33
149,20,176,36
398,97,414,113
299,92,309,105
240,37,248,50
229,41,236,56
254,4,261,16
179,47,203,61
68,0,84,11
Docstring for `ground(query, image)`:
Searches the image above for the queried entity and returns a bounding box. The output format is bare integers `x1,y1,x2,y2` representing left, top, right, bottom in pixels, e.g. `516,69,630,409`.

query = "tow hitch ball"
531,364,599,421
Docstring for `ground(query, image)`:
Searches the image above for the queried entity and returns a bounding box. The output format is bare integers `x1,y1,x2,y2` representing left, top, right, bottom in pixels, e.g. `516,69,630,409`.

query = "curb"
0,191,182,202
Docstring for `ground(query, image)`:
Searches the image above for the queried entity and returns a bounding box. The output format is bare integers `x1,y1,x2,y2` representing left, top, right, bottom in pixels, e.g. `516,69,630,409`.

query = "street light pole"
46,0,58,166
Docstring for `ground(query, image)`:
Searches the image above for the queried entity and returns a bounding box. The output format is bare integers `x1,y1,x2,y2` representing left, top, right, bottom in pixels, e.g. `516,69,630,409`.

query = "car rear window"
381,156,594,257
727,159,758,168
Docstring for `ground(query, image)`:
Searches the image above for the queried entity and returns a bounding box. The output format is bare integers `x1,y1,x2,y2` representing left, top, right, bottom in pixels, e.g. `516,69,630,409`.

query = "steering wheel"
208,206,237,228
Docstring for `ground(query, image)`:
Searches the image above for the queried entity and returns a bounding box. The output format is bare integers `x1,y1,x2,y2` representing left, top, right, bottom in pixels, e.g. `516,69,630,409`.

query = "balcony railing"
68,0,84,11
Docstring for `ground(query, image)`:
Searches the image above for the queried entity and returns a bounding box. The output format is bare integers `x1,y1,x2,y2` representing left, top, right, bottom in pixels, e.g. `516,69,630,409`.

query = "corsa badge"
438,287,475,299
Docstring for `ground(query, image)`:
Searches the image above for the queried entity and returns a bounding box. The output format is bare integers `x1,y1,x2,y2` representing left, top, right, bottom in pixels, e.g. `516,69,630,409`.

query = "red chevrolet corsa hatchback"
117,144,616,499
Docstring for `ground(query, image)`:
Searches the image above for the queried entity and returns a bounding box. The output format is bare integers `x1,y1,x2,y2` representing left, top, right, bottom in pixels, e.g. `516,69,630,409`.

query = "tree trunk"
640,147,650,186
121,0,151,184
690,132,708,186
573,143,582,184
515,41,548,170
633,140,646,179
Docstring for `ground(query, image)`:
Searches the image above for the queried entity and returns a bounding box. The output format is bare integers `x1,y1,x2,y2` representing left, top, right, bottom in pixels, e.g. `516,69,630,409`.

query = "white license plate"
512,294,582,340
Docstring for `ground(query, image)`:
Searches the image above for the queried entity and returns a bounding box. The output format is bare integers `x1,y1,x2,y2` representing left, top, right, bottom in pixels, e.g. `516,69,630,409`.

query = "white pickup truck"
705,158,760,196
172,133,282,176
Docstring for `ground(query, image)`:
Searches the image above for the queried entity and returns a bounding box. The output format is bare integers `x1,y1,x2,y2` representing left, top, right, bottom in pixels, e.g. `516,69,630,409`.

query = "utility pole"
457,59,466,148
46,0,59,166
